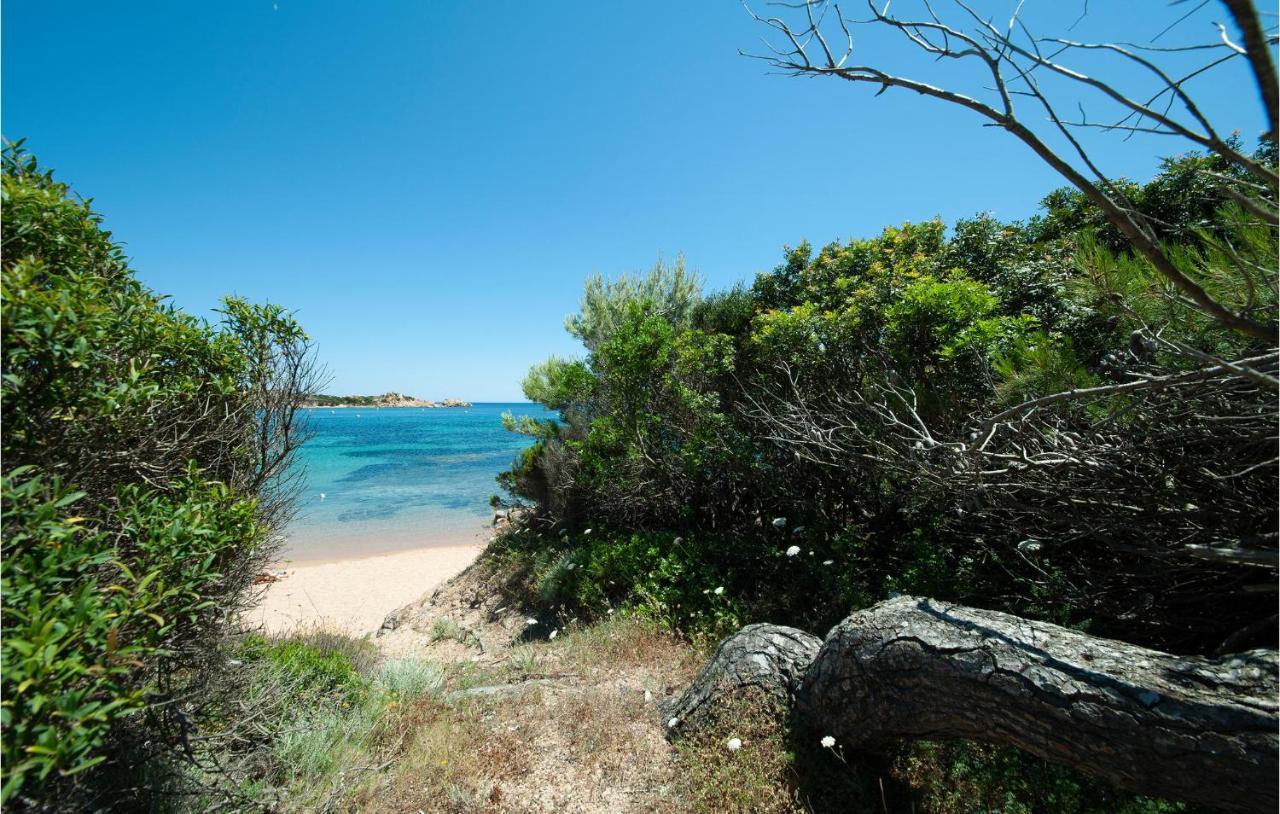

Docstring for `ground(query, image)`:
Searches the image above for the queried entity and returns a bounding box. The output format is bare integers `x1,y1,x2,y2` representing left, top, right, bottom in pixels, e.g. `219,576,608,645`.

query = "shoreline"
250,534,490,636
275,518,493,565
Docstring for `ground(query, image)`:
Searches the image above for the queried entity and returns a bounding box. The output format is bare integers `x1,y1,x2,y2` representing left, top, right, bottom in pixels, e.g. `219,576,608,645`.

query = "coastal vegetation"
499,140,1277,651
1,141,322,809
490,2,1279,809
2,2,1276,811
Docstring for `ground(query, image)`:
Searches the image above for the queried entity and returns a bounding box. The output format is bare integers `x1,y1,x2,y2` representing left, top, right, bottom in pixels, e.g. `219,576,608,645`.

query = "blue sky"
4,1,1268,400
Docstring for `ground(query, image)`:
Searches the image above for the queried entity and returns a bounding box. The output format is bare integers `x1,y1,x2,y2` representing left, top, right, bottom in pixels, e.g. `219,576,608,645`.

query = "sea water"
281,403,554,561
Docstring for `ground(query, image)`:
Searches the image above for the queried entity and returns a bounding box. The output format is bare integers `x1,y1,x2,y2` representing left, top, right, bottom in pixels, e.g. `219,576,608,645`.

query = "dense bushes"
493,145,1275,811
0,143,318,808
500,144,1278,653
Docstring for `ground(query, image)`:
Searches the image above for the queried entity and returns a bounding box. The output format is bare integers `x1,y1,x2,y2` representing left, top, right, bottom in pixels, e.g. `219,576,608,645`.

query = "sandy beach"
249,541,486,636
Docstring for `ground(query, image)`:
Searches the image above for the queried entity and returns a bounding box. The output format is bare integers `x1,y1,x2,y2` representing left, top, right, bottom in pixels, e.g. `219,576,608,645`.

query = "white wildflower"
821,735,836,748
525,618,538,626
673,536,684,545
1017,540,1042,554
713,586,725,595
565,562,576,571
792,525,806,535
644,689,653,702
584,528,593,535
549,629,558,640
667,717,680,729
822,559,834,566
771,517,787,529
726,737,742,751
785,545,801,557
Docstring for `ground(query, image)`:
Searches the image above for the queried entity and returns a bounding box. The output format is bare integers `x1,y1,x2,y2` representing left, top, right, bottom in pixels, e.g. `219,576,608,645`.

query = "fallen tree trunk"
664,596,1278,813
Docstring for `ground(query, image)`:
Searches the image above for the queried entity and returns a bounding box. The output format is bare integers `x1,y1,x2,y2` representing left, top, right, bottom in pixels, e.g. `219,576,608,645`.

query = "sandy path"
249,543,485,636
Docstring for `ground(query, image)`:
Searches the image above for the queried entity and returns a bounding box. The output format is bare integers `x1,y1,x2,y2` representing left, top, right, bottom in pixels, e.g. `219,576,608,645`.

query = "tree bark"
665,596,1278,813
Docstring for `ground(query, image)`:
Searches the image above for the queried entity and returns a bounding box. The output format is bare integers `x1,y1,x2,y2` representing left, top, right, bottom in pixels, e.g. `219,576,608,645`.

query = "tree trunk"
665,596,1278,813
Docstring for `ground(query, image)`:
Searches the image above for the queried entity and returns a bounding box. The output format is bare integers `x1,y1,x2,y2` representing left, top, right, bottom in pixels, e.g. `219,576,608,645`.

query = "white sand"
249,542,485,636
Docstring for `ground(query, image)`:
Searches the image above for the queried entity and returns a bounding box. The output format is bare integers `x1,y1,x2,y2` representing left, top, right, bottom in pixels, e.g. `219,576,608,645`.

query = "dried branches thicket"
738,0,1278,649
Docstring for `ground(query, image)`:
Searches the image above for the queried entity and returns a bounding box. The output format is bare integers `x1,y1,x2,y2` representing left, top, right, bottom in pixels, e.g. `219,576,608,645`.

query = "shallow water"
282,403,553,561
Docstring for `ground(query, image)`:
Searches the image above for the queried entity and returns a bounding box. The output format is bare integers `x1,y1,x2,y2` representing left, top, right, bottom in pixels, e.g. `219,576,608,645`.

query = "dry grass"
558,613,706,676
342,613,705,813
239,562,1184,814
250,567,877,813
350,695,533,813
656,692,805,814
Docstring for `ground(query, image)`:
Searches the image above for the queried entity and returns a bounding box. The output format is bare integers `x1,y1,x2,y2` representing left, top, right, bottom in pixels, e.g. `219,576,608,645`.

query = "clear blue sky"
4,1,1267,400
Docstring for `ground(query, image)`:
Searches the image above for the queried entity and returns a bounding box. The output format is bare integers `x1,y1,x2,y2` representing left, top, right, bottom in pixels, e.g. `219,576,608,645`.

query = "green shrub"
1,142,317,807
498,145,1276,811
239,632,371,704
375,659,445,701
501,146,1276,653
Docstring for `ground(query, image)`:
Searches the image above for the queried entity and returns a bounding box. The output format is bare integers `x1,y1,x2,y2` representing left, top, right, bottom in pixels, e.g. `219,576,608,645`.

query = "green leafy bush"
0,142,317,808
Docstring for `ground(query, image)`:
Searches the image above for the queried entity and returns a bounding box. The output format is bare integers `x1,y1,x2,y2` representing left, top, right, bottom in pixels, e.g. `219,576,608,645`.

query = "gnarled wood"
661,623,820,730
668,596,1278,813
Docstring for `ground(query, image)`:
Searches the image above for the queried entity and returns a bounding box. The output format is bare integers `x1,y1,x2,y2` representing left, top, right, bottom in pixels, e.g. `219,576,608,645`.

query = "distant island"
302,392,471,409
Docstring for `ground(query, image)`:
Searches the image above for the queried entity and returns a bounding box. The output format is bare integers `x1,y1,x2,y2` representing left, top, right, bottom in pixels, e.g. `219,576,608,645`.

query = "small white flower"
822,559,834,566
584,528,593,535
565,562,576,571
726,737,742,751
772,517,787,529
549,629,558,640
792,525,806,535
1017,540,1042,554
785,545,801,557
673,537,684,545
644,689,653,702
525,618,538,626
667,717,680,728
713,586,725,595
606,608,614,615
821,735,836,748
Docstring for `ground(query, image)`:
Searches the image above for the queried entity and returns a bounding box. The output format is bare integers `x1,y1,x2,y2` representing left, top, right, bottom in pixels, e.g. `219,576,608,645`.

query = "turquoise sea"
282,403,554,561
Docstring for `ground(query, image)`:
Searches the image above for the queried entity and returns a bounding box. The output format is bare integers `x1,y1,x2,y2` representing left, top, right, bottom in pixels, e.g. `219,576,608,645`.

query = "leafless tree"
744,0,1277,344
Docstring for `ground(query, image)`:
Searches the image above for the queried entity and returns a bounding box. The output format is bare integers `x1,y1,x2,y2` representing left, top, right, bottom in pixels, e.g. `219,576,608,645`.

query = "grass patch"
661,693,809,814
376,658,446,701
